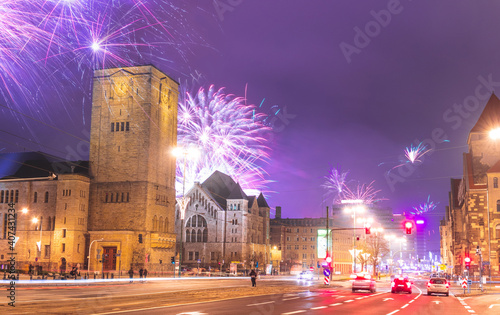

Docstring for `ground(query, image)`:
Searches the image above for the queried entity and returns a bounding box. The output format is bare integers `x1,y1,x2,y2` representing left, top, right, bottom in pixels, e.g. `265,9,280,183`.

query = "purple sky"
3,1,500,254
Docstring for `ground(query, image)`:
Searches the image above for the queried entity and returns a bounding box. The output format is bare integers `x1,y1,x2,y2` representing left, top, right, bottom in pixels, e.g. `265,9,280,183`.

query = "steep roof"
487,159,500,173
470,93,500,134
0,152,89,180
257,193,269,208
227,183,247,199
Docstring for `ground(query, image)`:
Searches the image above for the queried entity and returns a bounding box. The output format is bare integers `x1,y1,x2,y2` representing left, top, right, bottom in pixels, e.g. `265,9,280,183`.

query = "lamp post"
173,146,199,278
88,238,104,274
342,200,365,274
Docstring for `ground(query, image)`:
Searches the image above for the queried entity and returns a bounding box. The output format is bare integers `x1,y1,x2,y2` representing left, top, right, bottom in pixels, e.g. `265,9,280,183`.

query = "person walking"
139,268,143,279
128,267,134,283
249,269,257,287
143,269,148,279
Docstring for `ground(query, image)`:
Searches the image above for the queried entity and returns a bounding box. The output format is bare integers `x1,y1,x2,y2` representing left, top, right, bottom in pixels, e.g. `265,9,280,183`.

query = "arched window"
44,191,49,203
496,224,500,239
186,217,191,227
203,229,208,242
186,230,190,242
197,229,202,242
497,200,500,212
153,215,158,231
164,218,168,232
495,177,499,188
191,230,196,243
159,217,164,232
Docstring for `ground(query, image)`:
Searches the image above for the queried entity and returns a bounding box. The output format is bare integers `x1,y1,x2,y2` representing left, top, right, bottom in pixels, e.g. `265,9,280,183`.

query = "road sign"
310,267,314,271
461,279,467,288
97,254,101,259
323,268,331,277
467,279,472,285
324,276,330,285
482,261,490,265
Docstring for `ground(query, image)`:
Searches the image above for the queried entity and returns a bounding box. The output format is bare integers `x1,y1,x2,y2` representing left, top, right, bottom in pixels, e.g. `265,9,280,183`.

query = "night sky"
3,1,500,254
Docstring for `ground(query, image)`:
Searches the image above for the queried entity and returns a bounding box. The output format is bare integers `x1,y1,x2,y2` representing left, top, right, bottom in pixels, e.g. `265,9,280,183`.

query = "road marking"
387,310,399,315
490,304,500,308
247,301,275,307
330,303,342,306
337,296,345,298
355,297,364,300
401,304,409,309
283,297,300,301
408,300,414,303
282,311,306,315
464,306,470,309
311,306,327,310
432,301,441,305
344,300,354,303
467,311,475,313
383,298,394,301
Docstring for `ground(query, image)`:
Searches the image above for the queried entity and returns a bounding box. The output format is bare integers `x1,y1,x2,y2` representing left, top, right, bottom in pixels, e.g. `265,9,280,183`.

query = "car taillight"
427,282,431,287
446,282,449,288
407,282,411,287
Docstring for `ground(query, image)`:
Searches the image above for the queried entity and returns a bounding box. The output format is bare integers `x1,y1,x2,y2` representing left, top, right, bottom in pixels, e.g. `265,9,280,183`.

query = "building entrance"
103,247,117,271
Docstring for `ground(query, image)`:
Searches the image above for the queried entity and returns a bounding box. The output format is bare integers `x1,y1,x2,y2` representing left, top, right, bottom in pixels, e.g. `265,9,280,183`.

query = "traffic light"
138,234,143,243
405,222,412,234
171,256,175,264
464,256,471,269
365,226,371,234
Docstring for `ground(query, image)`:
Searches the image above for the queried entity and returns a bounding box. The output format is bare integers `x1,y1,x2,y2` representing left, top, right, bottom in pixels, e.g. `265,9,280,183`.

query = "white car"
297,271,314,281
352,274,376,293
427,277,449,296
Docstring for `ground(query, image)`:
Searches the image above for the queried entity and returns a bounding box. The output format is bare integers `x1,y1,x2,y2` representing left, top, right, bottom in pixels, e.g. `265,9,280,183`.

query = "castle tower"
88,65,178,272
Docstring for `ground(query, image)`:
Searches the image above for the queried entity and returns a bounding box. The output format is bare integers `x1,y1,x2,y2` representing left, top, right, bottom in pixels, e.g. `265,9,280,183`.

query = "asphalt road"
2,277,499,314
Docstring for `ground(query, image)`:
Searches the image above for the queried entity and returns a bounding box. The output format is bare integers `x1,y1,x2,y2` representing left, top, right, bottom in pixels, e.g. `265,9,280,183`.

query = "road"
2,277,499,314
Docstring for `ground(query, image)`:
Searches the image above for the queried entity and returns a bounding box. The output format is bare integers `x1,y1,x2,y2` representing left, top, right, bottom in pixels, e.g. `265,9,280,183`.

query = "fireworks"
177,85,271,196
323,164,382,204
0,1,199,114
410,195,438,215
404,142,431,164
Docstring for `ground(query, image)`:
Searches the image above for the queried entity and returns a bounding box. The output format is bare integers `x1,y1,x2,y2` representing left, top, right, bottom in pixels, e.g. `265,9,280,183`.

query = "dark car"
391,276,412,294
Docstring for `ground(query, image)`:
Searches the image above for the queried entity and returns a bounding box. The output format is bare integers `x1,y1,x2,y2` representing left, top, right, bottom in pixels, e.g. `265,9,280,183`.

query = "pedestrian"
139,268,143,279
128,267,134,283
143,269,148,279
249,269,257,287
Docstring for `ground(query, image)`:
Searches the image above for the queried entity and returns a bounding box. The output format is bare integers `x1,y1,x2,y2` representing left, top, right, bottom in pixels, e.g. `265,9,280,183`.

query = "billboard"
317,229,331,259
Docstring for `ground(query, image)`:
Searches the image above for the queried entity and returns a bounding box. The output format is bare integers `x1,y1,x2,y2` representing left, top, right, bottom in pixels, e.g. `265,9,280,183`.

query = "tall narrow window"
10,190,13,203
497,200,500,212
126,122,130,131
121,122,125,131
110,194,114,203
111,122,115,132
116,193,119,203
62,229,66,238
494,177,498,188
496,225,500,239
0,191,3,203
44,192,49,203
159,217,164,233
121,193,124,202
34,192,37,203
48,216,52,231
5,190,8,203
62,244,65,253
15,190,18,203
105,193,108,203
186,230,190,242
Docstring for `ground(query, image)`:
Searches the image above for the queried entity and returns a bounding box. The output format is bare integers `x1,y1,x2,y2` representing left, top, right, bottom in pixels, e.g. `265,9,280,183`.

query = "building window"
62,229,66,238
211,252,215,260
186,230,190,242
127,192,130,202
121,122,125,131
497,200,500,212
496,224,500,239
303,245,307,250
62,244,65,253
188,252,193,260
105,193,108,203
44,191,49,203
5,190,8,203
0,191,3,203
34,192,37,203
126,122,130,131
10,190,13,202
495,177,499,188
302,253,307,259
286,236,290,241
77,244,80,253
111,123,115,132
110,193,114,203
295,245,299,250
195,252,199,261
44,245,50,258
287,245,291,250
15,190,18,203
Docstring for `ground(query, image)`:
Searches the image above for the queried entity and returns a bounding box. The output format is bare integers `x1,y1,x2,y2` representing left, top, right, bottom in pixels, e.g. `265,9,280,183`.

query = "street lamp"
173,145,199,277
343,201,365,274
88,238,104,274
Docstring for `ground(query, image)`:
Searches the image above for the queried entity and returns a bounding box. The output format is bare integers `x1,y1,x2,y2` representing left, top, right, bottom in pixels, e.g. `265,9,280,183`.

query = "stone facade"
444,93,500,278
175,171,270,271
0,65,179,274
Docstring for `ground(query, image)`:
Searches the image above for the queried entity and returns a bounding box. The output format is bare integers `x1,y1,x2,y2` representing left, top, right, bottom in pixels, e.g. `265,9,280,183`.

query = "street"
2,277,500,314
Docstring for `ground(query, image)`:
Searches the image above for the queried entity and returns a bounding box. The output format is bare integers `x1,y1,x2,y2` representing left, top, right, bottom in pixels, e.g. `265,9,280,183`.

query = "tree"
365,233,390,277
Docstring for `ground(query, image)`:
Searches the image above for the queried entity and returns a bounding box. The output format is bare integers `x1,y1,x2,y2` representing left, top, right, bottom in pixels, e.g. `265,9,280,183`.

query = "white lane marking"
355,297,364,300
467,311,475,313
247,301,275,307
432,301,441,305
383,298,394,301
284,293,299,297
337,296,345,298
408,300,414,303
464,306,470,309
283,297,300,301
489,304,500,308
401,304,409,309
311,306,327,310
344,300,354,303
387,310,399,315
282,311,306,315
330,303,342,306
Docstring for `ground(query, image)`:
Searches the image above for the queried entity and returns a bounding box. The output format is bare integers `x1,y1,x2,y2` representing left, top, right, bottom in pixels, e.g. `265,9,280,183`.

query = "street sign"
482,261,490,265
467,279,472,286
116,254,120,257
97,254,101,259
323,268,331,277
97,249,101,254
197,259,201,263
324,276,330,285
461,279,467,288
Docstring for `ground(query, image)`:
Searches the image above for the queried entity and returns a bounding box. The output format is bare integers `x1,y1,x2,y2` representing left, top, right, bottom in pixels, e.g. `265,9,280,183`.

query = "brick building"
175,171,270,271
0,65,178,274
443,93,500,278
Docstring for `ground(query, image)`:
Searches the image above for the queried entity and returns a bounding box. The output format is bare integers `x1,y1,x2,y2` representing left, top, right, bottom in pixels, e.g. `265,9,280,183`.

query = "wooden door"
103,247,117,271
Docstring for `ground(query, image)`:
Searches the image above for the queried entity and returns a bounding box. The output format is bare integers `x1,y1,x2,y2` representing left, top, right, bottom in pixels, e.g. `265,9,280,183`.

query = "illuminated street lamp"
343,201,365,273
172,145,199,277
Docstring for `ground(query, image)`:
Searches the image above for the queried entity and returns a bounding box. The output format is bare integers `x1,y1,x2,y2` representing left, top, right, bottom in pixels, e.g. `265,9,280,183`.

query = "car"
352,274,376,293
297,271,314,281
427,277,449,296
391,276,412,294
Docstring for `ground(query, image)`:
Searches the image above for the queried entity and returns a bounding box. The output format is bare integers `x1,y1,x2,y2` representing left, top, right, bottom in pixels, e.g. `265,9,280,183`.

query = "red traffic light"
365,227,371,234
404,221,412,234
464,257,471,263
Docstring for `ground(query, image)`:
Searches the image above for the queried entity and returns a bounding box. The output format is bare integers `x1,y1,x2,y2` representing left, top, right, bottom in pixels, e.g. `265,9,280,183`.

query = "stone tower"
88,65,178,272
